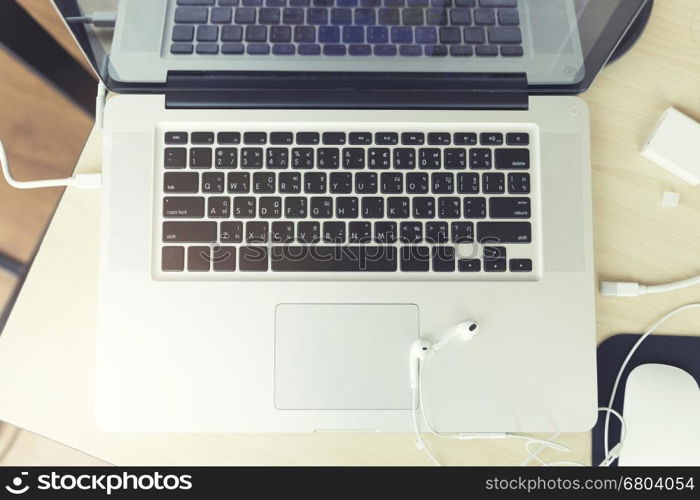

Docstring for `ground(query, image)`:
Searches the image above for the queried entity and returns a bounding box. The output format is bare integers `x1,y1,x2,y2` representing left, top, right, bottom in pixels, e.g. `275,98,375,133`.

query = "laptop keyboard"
170,0,523,57
158,126,539,277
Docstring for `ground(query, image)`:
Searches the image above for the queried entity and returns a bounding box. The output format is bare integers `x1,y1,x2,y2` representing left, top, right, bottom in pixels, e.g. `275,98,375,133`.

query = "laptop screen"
53,0,649,94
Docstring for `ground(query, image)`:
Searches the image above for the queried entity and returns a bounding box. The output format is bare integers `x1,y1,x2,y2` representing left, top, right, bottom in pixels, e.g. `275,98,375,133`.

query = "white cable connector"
0,139,101,190
66,11,117,28
600,275,700,297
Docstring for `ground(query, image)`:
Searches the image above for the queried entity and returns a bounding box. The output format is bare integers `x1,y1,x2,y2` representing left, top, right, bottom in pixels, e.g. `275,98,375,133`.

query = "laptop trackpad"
274,304,419,410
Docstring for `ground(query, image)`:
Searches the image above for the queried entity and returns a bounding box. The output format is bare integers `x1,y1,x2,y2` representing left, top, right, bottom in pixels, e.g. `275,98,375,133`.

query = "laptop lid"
53,0,649,107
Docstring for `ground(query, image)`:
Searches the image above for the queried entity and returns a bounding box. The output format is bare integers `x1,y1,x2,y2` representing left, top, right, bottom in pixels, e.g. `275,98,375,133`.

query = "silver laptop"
55,0,647,433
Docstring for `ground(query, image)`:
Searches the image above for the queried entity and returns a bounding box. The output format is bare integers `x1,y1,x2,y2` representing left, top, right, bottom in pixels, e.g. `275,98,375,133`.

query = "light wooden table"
1,0,699,466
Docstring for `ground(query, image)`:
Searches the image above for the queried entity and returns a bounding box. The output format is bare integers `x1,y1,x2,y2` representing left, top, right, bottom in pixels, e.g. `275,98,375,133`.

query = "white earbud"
410,338,433,389
431,320,479,352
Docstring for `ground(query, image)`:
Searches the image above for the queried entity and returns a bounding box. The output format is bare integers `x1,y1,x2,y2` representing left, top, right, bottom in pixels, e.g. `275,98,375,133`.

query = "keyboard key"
480,132,503,145
439,197,461,218
401,132,424,145
349,132,372,145
298,43,322,55
202,171,225,192
217,132,240,144
268,132,293,145
406,172,429,194
479,0,517,6
196,43,219,54
475,45,499,56
387,197,410,218
498,8,520,26
454,132,477,145
473,8,496,25
419,148,441,170
415,27,437,44
165,148,187,168
235,7,256,23
296,132,320,145
190,148,212,168
432,246,455,272
483,246,507,272
284,197,308,217
444,148,466,170
215,148,237,168
450,45,473,56
165,132,188,144
354,8,376,24
259,197,282,218
400,221,423,243
391,27,413,43
469,148,491,169
164,172,198,193
483,172,505,194
227,172,250,193
477,222,531,244
462,27,485,44
163,221,217,243
425,221,448,243
412,197,435,218
451,8,472,25
381,172,403,193
270,26,293,42
349,44,372,56
401,246,430,272
331,8,353,24
317,148,340,169
233,196,256,218
458,259,481,272
425,45,448,56
220,221,243,243
495,148,529,170
270,246,397,271
272,43,295,55
374,44,397,56
311,197,333,218
374,221,397,243
368,148,391,169
297,221,320,242
207,197,230,218
451,221,474,242
246,25,268,42
304,172,327,193
162,247,185,272
175,7,208,23
510,259,532,272
239,246,269,271
294,26,317,43
177,0,215,5
211,6,233,23
457,172,479,193
191,132,214,145
335,197,359,218
173,25,195,42
463,197,487,218
503,45,524,57
323,221,346,242
283,8,305,24
378,9,400,25
213,246,237,272
292,148,315,169
259,7,281,23
188,246,211,272
375,132,398,145
367,27,389,44
163,197,205,218
440,27,462,44
506,133,529,146
362,197,384,218
489,197,530,219
271,221,295,243
241,148,264,168
349,222,372,243
307,8,328,24
355,172,377,193
427,133,450,145
342,148,365,169
266,148,289,169
171,43,194,54
322,132,346,145
508,173,530,194
431,172,454,193
330,172,353,193
253,172,276,193
197,25,219,42
488,27,521,44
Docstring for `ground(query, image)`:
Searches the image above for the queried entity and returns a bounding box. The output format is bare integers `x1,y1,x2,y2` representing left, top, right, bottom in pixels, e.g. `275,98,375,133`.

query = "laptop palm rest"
274,303,419,411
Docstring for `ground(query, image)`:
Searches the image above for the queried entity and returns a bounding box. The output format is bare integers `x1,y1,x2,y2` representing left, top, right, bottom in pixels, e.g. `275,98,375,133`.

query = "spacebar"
271,246,397,272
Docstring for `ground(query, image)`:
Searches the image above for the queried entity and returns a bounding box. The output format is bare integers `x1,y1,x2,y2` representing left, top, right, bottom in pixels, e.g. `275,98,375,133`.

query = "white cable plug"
0,139,101,190
601,275,700,297
66,11,117,28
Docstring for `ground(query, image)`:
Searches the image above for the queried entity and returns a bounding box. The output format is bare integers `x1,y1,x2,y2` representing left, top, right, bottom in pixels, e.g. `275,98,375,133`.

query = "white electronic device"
619,364,700,466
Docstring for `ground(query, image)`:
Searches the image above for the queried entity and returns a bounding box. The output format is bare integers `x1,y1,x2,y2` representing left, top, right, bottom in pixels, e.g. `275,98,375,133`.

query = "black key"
475,45,499,56
400,221,423,243
393,148,416,170
424,45,449,57
380,173,402,193
375,132,399,145
362,197,384,218
450,8,472,25
163,221,216,243
425,221,448,243
451,221,474,242
431,173,454,194
349,221,372,243
211,6,233,23
175,7,209,23
432,246,455,272
323,221,346,242
235,7,257,23
498,8,520,26
480,133,503,145
190,148,212,168
473,8,496,25
412,197,435,218
349,132,372,145
428,133,451,145
336,197,358,218
297,221,320,243
215,148,238,168
439,197,461,218
243,132,267,144
495,148,529,170
450,45,474,56
188,246,211,272
271,221,295,243
294,26,317,42
354,8,376,24
253,172,276,193
202,171,225,193
378,8,401,25
164,172,198,193
374,222,397,243
259,7,281,23
304,172,327,193
173,25,195,42
207,197,230,218
342,148,365,169
266,148,289,169
177,0,215,4
196,43,219,54
406,172,429,194
368,148,391,169
163,197,204,218
246,25,268,42
292,148,314,169
444,148,467,170
506,133,529,146
469,148,491,170
212,246,237,272
241,148,264,169
285,197,308,218
401,132,424,145
462,27,485,44
458,259,481,272
510,259,532,272
330,172,353,193
501,45,524,57
296,132,320,145
270,246,397,272
331,7,353,24
222,26,244,41
464,197,487,218
454,132,477,145
419,148,441,170
457,172,480,194
489,197,530,219
322,132,346,145
270,132,294,145
508,173,530,194
311,197,333,218
483,172,505,194
220,221,243,243
283,8,305,24
239,246,269,272
440,27,461,43
233,196,256,218
483,246,507,272
477,222,531,244
165,132,188,144
426,8,448,25
488,27,522,44
197,25,219,42
401,246,430,272
387,197,410,218
162,247,185,272
246,221,269,242
355,172,377,194
455,0,476,5
479,0,517,6
218,132,241,144
317,148,340,169
402,8,424,25
165,148,187,168
227,172,250,193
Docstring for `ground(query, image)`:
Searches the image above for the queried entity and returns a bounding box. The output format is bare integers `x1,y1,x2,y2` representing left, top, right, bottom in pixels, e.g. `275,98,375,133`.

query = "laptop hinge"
164,72,528,110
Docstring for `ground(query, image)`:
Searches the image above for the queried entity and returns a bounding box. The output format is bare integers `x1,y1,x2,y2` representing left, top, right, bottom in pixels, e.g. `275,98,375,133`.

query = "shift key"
163,221,216,242
477,222,531,243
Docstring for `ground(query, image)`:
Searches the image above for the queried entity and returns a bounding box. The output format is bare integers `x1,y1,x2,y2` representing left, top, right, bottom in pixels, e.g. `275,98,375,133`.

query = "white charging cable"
601,275,700,297
65,11,117,28
0,139,101,189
